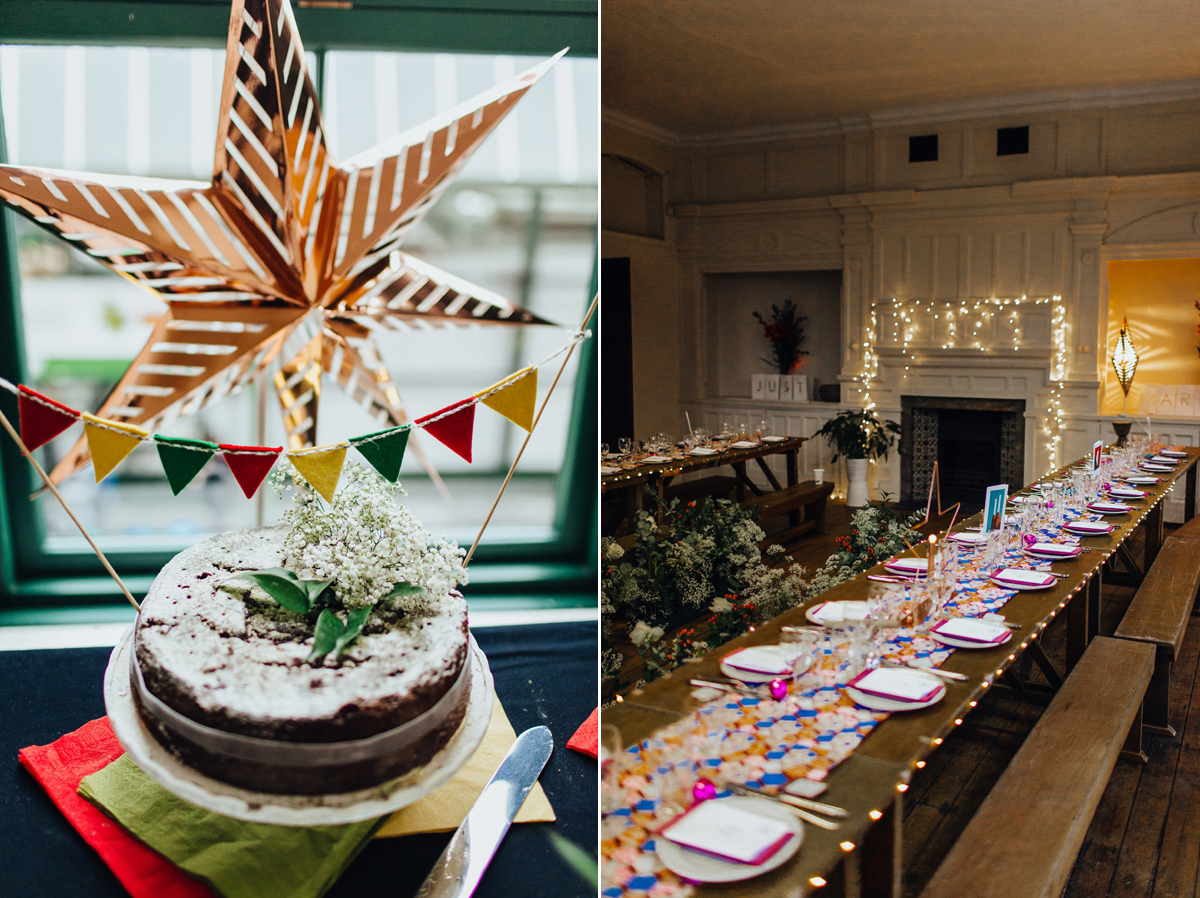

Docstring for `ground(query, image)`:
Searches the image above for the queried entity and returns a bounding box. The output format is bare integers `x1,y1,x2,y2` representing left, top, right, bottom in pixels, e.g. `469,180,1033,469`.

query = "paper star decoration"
0,0,561,486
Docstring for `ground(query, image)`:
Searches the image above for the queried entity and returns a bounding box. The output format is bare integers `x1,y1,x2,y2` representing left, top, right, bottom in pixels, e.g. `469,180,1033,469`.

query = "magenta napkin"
1142,463,1173,472
1107,487,1145,499
847,668,941,704
1148,455,1179,464
1160,449,1188,458
884,557,928,576
1086,501,1131,514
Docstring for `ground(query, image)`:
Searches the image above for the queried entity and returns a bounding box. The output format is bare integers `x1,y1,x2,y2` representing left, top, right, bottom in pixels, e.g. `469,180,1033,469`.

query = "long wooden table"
602,446,1200,897
601,436,807,533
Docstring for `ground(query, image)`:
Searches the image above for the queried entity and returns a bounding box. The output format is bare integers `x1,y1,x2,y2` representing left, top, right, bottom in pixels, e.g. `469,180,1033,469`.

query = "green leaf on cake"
334,608,371,656
308,607,371,663
382,581,426,601
308,608,344,662
219,568,332,614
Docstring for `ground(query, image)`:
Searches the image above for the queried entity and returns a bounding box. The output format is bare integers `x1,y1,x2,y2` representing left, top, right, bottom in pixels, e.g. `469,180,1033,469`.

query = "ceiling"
601,0,1200,143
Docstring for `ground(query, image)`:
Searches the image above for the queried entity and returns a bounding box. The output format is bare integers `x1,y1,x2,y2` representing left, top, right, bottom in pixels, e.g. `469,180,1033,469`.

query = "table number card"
983,483,1008,532
1092,439,1103,471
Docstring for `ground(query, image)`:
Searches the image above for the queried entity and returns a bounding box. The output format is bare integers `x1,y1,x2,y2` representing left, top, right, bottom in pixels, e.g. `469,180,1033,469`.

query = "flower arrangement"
803,498,925,598
601,494,808,686
220,462,467,663
753,298,808,375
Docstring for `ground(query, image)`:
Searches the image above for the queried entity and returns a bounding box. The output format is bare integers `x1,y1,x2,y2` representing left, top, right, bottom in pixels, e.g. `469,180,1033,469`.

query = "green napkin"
78,755,386,898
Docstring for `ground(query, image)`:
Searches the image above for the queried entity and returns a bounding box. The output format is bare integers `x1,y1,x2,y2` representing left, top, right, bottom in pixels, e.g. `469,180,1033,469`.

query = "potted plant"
813,408,901,507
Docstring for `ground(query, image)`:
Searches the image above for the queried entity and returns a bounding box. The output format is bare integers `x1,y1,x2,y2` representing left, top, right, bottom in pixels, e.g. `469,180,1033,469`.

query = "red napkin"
566,708,598,758
18,717,216,898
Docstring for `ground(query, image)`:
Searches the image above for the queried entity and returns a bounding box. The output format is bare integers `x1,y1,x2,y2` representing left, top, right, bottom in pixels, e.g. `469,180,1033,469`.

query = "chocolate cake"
132,527,471,795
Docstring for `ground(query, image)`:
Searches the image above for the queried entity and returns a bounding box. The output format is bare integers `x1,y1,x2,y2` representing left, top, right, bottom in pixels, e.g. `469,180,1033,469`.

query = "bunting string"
1,327,591,499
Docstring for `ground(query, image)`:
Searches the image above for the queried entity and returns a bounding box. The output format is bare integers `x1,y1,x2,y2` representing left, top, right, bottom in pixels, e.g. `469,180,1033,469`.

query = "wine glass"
617,437,631,458
781,626,821,694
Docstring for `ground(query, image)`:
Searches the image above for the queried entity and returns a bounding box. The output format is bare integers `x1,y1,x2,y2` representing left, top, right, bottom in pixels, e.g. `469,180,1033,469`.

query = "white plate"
1142,464,1173,472
1009,495,1039,505
1106,488,1145,500
642,456,674,464
719,645,795,682
104,627,494,825
762,435,787,442
1160,449,1188,458
600,466,621,475
656,795,803,883
805,600,869,627
947,531,987,545
930,623,1013,650
689,447,718,456
730,441,758,449
1123,476,1159,485
845,672,945,712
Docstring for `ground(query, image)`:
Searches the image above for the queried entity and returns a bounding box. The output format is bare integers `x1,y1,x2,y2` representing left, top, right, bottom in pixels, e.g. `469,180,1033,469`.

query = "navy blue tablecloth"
0,620,597,898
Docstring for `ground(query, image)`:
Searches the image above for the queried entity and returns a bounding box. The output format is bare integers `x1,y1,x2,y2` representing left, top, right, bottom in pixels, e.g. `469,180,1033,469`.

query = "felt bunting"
477,367,537,432
154,436,218,495
82,415,149,482
287,443,348,503
219,444,282,498
17,384,78,450
417,400,476,463
350,426,410,483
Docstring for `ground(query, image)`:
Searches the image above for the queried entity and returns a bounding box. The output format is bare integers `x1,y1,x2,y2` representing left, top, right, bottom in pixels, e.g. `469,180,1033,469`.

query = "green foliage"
221,567,420,663
804,497,925,599
601,493,808,686
814,408,901,462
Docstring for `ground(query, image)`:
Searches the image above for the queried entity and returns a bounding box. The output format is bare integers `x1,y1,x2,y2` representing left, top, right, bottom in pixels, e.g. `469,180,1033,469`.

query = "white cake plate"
104,625,495,826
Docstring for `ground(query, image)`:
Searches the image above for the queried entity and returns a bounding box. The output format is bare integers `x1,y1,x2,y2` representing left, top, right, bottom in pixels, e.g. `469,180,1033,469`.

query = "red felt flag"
416,399,476,463
17,384,78,450
218,444,281,498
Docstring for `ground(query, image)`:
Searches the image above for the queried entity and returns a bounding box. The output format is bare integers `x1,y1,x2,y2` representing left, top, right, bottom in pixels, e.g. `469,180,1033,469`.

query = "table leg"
855,795,902,898
786,448,801,530
1144,500,1164,569
1066,581,1091,672
1188,465,1197,520
731,461,761,501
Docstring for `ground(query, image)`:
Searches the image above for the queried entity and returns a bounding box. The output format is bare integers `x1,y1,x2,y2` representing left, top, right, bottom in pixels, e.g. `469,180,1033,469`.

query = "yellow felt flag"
477,367,537,432
82,414,148,482
287,443,348,502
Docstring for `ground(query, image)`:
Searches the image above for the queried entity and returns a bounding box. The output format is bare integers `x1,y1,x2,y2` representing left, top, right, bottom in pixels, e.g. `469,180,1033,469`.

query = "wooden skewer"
0,406,140,612
464,294,598,568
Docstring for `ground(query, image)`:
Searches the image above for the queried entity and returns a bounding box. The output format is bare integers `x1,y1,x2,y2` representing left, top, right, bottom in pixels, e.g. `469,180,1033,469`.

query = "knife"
415,725,554,898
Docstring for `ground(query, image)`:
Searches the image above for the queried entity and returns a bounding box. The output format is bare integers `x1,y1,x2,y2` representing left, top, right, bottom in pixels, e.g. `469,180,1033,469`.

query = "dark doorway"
937,409,1003,508
600,257,634,447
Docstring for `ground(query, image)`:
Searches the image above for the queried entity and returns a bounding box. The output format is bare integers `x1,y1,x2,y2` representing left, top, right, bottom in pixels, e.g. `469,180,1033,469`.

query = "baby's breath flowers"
271,461,468,610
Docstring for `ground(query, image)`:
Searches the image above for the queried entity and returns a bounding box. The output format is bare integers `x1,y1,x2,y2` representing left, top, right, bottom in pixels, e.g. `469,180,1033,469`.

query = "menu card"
847,668,941,703
808,601,868,624
991,568,1055,587
659,800,795,865
885,557,928,574
722,646,792,675
931,618,1010,644
1065,520,1113,534
1026,542,1080,557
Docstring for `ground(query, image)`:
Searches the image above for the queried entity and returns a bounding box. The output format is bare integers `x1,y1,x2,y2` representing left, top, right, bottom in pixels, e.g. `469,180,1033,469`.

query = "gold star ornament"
0,0,562,485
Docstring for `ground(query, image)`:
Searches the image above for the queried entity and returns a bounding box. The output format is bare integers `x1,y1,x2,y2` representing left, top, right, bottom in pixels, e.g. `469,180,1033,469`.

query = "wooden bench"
743,479,834,545
1113,533,1200,735
663,475,738,506
920,636,1155,898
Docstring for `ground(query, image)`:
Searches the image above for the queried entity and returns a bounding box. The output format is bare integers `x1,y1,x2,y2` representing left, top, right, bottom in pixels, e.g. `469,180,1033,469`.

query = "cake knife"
415,725,554,898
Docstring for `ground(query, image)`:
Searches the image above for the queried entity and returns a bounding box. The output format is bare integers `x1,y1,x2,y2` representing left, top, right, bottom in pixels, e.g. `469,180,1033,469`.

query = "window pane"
0,44,596,552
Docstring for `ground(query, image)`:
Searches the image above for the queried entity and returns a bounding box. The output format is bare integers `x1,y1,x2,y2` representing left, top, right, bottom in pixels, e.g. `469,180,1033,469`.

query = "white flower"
604,541,625,560
710,595,733,613
629,620,664,646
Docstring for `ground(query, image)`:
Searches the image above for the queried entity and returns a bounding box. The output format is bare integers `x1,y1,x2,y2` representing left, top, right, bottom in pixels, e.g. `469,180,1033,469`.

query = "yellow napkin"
375,696,555,837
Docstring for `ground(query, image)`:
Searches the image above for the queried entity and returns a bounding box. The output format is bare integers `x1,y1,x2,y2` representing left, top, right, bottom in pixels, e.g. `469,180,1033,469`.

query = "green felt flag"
351,426,409,482
78,755,385,898
154,436,218,495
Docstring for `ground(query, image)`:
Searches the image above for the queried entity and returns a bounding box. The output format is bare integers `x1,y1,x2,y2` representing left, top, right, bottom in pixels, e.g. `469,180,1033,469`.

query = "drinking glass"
617,437,631,458
601,724,625,815
781,626,821,694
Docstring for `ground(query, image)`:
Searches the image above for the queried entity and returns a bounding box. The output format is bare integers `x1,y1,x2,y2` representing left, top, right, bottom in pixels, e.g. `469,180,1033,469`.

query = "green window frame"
0,0,598,623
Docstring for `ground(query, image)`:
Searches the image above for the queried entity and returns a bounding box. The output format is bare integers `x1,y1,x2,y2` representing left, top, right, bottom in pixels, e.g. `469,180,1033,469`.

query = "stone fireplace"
900,396,1025,510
